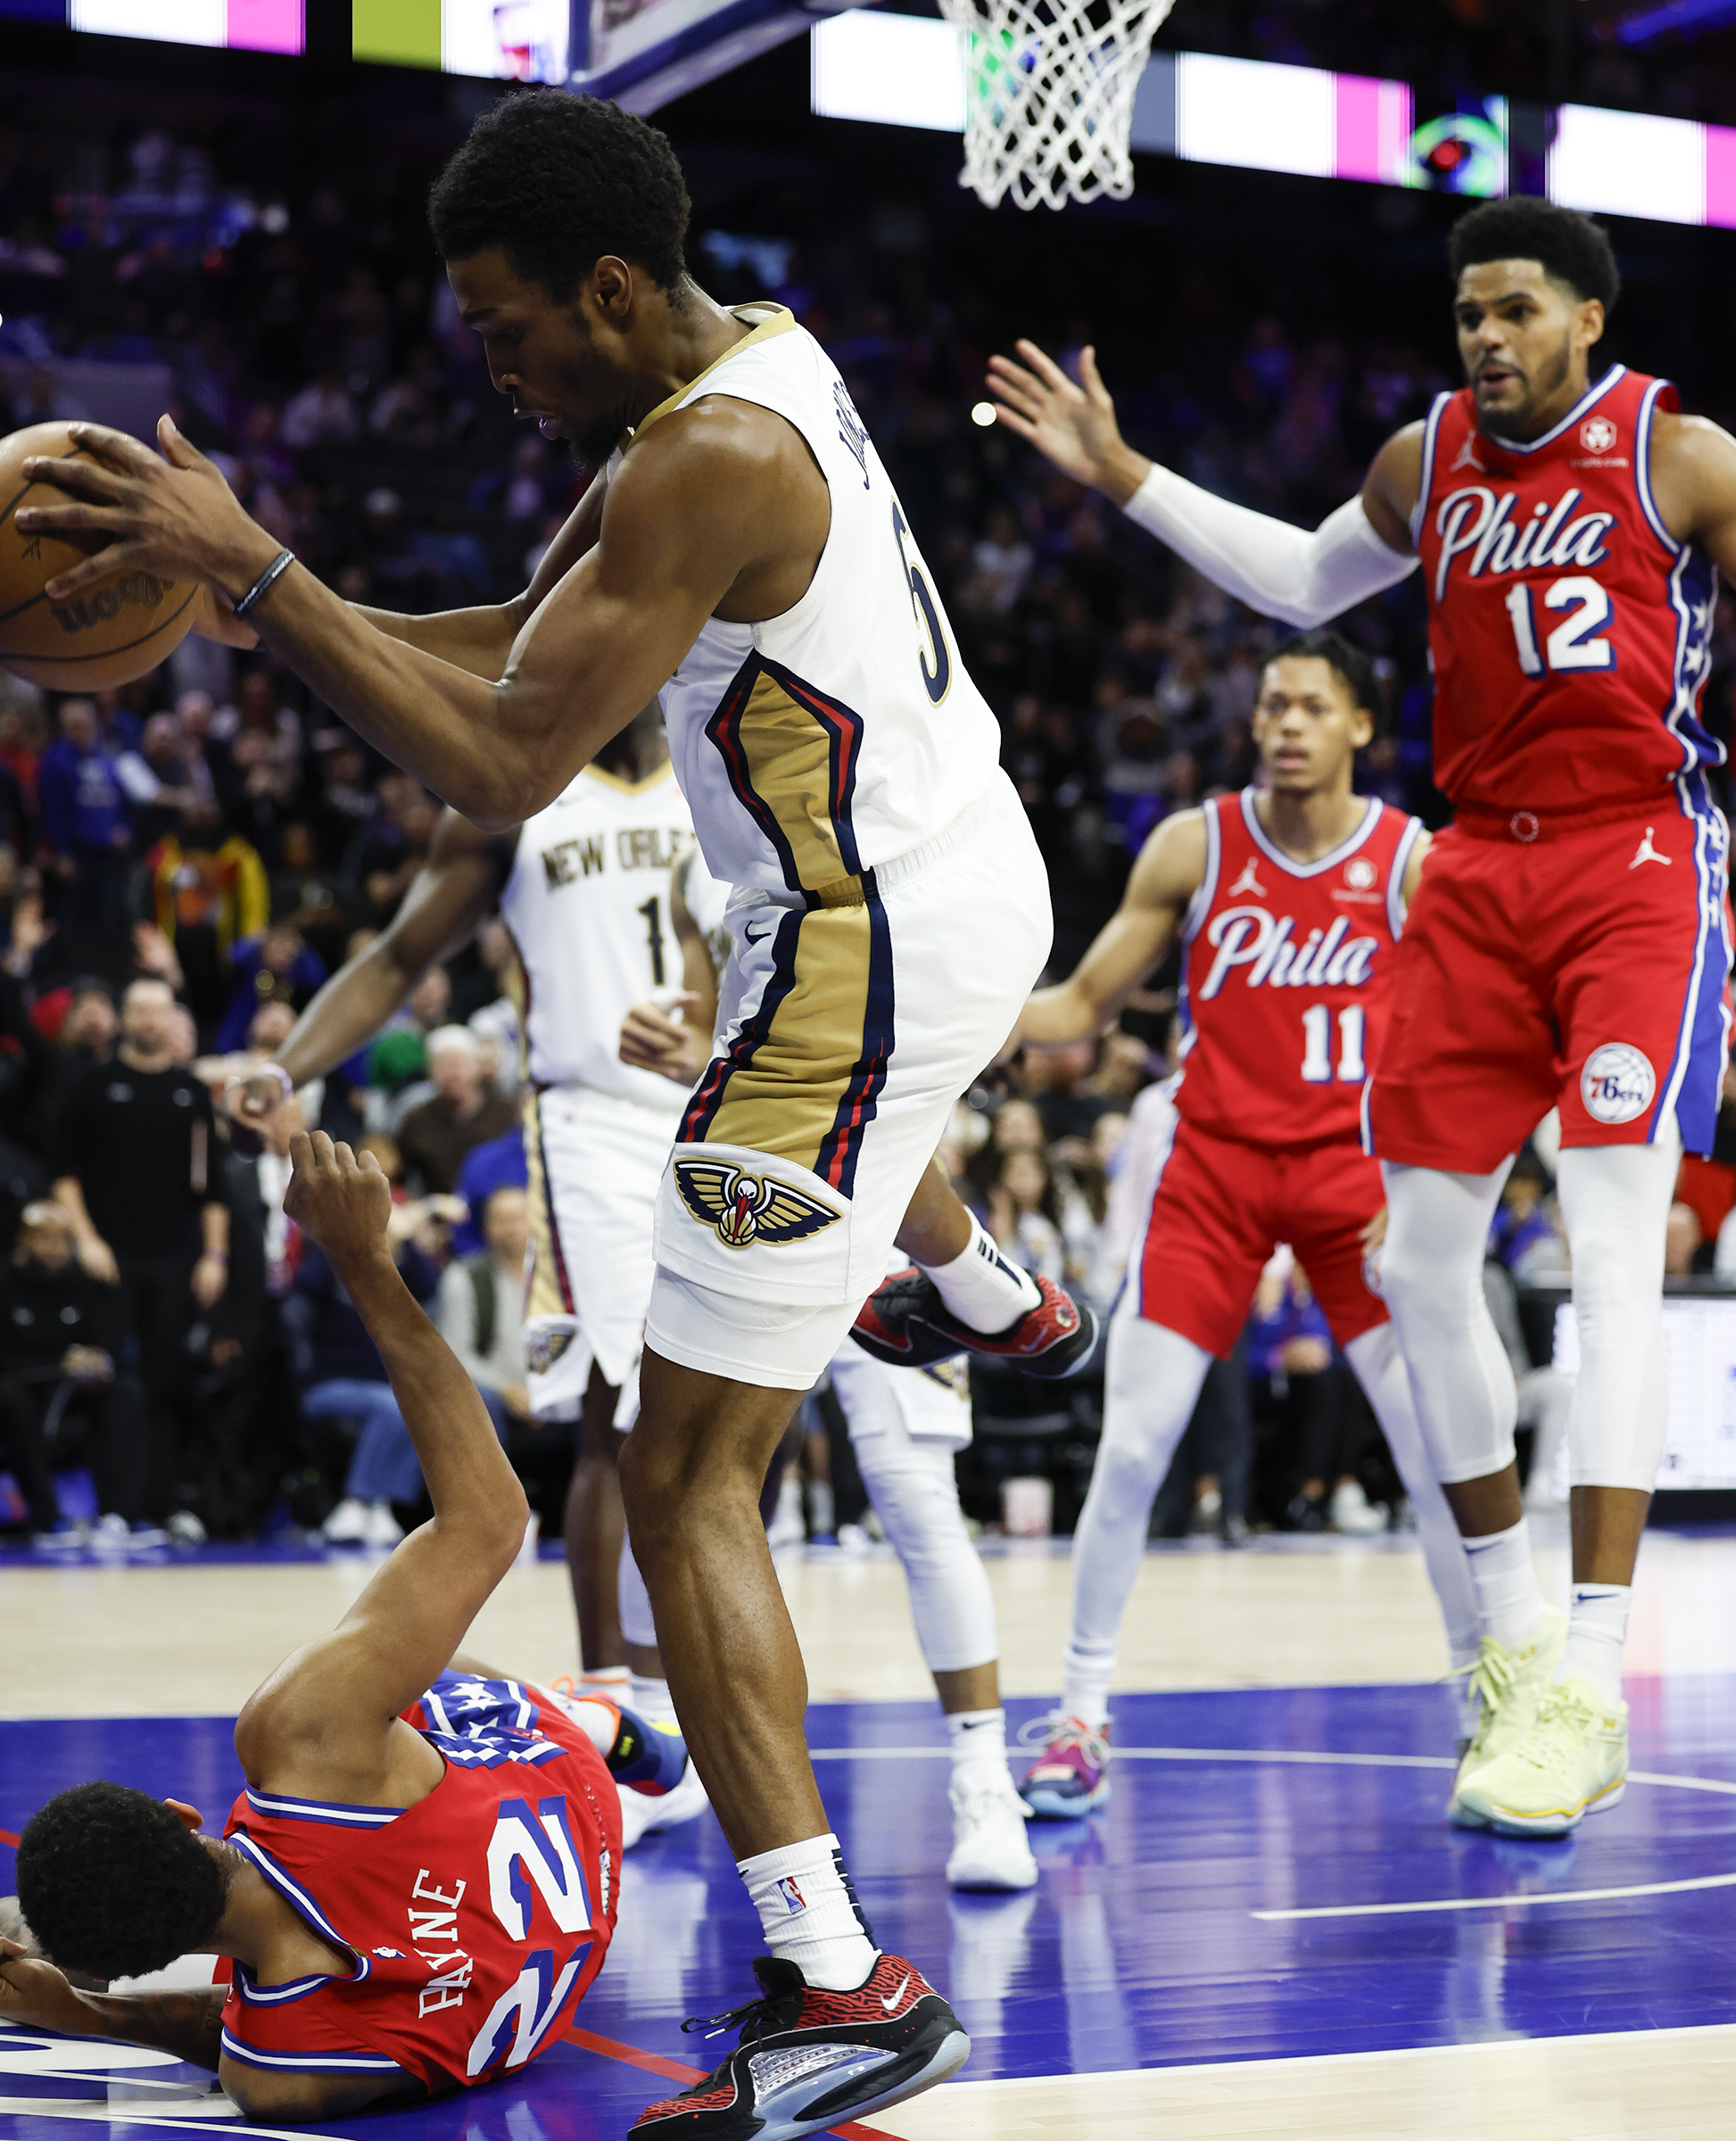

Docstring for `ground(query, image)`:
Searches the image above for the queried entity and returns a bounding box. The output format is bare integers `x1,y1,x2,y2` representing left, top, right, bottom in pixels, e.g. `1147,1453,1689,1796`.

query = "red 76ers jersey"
1414,365,1723,814
1174,791,1421,1150
217,1672,618,2095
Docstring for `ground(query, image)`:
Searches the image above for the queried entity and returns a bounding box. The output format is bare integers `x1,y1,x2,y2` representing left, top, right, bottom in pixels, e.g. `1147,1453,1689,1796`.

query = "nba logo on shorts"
1580,416,1617,454
776,1875,806,1914
1581,1042,1655,1124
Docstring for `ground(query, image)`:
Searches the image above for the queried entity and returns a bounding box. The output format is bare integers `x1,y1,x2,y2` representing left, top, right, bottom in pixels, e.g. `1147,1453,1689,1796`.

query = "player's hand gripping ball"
0,421,200,687
283,1131,394,1267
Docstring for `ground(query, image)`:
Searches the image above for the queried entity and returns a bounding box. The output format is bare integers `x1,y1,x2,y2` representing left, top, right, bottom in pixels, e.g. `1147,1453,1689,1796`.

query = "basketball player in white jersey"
618,847,1038,1893
230,707,707,1846
26,92,1095,2136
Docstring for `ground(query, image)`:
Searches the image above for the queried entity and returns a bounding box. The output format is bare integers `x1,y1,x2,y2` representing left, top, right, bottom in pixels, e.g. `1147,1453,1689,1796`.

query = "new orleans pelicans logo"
674,1158,842,1249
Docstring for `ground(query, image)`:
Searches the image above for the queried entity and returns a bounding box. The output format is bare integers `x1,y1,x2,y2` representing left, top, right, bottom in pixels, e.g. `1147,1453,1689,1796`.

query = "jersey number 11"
1301,1004,1366,1084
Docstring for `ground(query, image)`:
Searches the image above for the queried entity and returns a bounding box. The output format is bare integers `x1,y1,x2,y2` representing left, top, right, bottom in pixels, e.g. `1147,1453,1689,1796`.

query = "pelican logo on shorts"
674,1158,842,1249
1581,1043,1655,1125
1580,416,1617,454
526,1327,575,1375
1344,856,1378,891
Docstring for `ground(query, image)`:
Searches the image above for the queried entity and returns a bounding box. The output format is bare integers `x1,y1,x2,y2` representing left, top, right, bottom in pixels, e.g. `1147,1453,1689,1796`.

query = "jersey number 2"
1504,577,1614,675
1302,1004,1366,1084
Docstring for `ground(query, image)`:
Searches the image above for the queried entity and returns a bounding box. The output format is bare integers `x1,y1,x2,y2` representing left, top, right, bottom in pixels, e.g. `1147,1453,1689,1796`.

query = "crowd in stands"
6,101,1736,1553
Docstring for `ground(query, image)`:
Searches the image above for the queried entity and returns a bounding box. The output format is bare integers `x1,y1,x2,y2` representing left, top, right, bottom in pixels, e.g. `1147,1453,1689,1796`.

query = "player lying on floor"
0,1130,688,2124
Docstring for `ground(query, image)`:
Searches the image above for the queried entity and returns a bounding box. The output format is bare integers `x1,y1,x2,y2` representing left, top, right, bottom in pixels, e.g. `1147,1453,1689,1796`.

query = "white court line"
1252,1870,1736,1921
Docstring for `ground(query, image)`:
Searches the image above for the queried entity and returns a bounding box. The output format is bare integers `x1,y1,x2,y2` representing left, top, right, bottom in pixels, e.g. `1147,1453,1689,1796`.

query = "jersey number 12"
1301,1004,1366,1084
1504,577,1614,675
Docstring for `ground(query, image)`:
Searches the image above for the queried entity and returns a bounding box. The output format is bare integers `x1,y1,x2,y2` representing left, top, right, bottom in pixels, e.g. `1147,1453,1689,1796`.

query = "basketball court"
6,1518,1736,2137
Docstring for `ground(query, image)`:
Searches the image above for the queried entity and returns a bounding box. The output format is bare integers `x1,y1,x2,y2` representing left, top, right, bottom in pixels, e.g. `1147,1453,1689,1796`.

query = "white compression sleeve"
1121,473,1417,627
1378,1159,1518,1486
1556,1134,1677,1492
1063,1303,1212,1715
1342,1323,1479,1671
617,1536,658,1650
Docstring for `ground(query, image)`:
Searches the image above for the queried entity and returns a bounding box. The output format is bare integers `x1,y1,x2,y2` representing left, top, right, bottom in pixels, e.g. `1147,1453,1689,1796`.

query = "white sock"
581,1666,629,1693
1059,1654,1113,1734
806,1479,835,1537
1556,1583,1630,1705
946,1707,1007,1774
627,1670,677,1728
737,1832,879,1991
919,1212,1041,1335
1464,1517,1548,1649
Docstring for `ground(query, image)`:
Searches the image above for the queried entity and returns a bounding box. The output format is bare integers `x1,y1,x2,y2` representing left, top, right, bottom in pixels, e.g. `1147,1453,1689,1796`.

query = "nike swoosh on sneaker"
880,1972,911,2012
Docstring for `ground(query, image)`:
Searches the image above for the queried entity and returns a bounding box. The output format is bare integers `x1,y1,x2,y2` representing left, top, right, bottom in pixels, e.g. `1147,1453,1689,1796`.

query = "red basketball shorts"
1368,782,1732,1176
1131,1116,1388,1358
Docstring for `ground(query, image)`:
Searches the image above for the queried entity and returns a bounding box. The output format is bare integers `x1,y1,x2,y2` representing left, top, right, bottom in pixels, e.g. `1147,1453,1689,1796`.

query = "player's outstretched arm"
1018,809,1208,1049
988,340,1419,626
228,809,509,1144
16,409,779,831
235,1133,529,1804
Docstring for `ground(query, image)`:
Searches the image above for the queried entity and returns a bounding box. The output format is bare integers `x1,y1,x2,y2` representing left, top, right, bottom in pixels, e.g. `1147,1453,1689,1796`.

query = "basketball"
0,420,199,689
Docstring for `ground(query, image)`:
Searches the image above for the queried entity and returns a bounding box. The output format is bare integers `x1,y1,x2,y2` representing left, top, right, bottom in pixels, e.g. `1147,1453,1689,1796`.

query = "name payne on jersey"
1197,907,1380,999
540,824,693,889
408,1867,475,2019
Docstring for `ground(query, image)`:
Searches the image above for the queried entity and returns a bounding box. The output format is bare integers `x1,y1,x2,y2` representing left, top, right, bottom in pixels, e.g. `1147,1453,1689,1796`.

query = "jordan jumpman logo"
1629,827,1671,869
1228,858,1267,897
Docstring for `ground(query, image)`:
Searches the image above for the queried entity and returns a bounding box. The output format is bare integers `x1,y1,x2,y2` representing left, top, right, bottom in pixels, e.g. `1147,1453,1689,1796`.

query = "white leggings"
1381,1134,1677,1496
1064,1296,1480,1689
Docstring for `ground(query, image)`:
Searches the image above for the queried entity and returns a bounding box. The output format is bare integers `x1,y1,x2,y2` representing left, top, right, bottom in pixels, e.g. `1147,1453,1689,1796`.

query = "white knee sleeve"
848,1417,999,1676
1066,1307,1211,1681
1557,1133,1676,1492
617,1536,657,1649
1343,1323,1479,1670
1379,1160,1518,1485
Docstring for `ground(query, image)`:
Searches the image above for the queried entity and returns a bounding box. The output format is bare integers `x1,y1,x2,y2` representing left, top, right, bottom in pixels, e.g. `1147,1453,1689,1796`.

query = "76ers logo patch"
1581,1042,1655,1125
674,1157,841,1249
1580,416,1617,454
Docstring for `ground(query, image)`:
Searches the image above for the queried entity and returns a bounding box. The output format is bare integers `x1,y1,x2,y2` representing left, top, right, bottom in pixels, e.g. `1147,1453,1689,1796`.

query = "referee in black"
51,977,229,1542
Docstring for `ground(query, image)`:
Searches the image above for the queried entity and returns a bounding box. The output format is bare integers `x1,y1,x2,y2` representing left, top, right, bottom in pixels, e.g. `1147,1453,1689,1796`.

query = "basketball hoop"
938,0,1177,211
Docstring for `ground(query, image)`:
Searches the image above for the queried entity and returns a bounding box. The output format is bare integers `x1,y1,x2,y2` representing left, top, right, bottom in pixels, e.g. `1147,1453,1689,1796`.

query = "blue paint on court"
4,1682,1736,2137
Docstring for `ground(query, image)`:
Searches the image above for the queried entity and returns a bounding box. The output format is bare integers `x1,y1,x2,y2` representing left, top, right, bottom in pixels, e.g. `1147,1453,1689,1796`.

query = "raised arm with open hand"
987,341,1150,505
235,1131,528,1810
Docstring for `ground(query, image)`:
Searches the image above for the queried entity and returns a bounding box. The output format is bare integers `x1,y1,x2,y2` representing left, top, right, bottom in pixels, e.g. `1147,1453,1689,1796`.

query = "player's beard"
1479,330,1575,438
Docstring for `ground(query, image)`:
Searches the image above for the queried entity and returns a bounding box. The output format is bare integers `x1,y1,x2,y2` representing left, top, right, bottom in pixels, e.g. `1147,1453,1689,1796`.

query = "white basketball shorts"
645,772,1053,1389
524,1083,682,1418
828,1344,972,1451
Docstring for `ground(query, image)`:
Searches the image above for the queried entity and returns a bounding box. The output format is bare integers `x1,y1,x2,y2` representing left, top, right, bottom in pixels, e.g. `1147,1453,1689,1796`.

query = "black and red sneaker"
628,1953,969,2140
850,1268,1098,1380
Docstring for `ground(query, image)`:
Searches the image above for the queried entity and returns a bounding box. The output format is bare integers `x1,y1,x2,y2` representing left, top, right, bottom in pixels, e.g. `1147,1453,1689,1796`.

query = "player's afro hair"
428,89,690,301
1447,197,1620,314
15,1781,231,1982
1267,630,1383,730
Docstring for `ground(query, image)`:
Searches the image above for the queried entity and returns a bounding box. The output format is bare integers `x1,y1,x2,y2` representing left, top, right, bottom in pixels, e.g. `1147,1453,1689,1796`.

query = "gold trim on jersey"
580,759,682,798
631,307,797,443
735,668,856,891
522,1089,575,1326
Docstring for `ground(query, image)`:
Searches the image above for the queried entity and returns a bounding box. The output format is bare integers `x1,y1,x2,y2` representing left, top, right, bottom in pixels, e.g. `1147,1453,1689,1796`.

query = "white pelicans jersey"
635,306,1003,900
501,764,696,1110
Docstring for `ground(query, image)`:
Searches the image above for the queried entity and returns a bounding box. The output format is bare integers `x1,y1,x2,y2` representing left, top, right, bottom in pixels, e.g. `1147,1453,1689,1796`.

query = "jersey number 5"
1302,1004,1366,1084
1504,577,1614,676
891,501,951,706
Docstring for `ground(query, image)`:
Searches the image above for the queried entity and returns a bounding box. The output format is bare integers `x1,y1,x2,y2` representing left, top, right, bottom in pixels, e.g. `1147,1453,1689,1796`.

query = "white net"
938,0,1176,211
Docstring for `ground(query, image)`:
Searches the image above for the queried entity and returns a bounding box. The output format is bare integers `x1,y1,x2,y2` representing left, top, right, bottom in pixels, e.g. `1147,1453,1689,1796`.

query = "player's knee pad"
1557,1138,1676,1490
617,1536,658,1650
1095,1308,1212,1499
852,1426,998,1674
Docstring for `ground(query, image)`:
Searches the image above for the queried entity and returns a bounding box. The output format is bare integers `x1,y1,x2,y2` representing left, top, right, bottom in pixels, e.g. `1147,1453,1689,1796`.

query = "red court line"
566,2024,897,2139
0,1828,18,1848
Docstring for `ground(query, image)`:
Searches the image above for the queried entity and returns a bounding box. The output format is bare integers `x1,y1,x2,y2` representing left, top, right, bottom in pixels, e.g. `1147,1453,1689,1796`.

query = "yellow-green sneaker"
1453,1677,1628,1837
1447,1605,1567,1830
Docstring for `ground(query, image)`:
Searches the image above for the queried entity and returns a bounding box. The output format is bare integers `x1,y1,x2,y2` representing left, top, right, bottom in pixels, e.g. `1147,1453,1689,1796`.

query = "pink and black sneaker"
850,1269,1098,1380
1018,1713,1112,1819
629,1952,969,2140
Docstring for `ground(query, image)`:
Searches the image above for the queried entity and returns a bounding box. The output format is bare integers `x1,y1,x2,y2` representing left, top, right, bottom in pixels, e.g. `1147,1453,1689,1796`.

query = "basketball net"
939,0,1176,211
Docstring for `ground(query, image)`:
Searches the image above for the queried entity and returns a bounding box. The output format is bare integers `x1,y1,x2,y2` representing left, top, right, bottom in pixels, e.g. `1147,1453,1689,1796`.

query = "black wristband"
233,547,295,620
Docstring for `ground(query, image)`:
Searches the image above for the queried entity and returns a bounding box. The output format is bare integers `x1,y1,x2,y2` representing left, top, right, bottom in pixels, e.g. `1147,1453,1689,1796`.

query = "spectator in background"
351,773,438,925
293,1204,439,1549
436,1185,531,1437
0,1200,150,1544
49,976,228,1543
35,700,130,938
54,980,118,1067
394,1024,517,1194
448,1121,527,1258
212,922,326,1054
